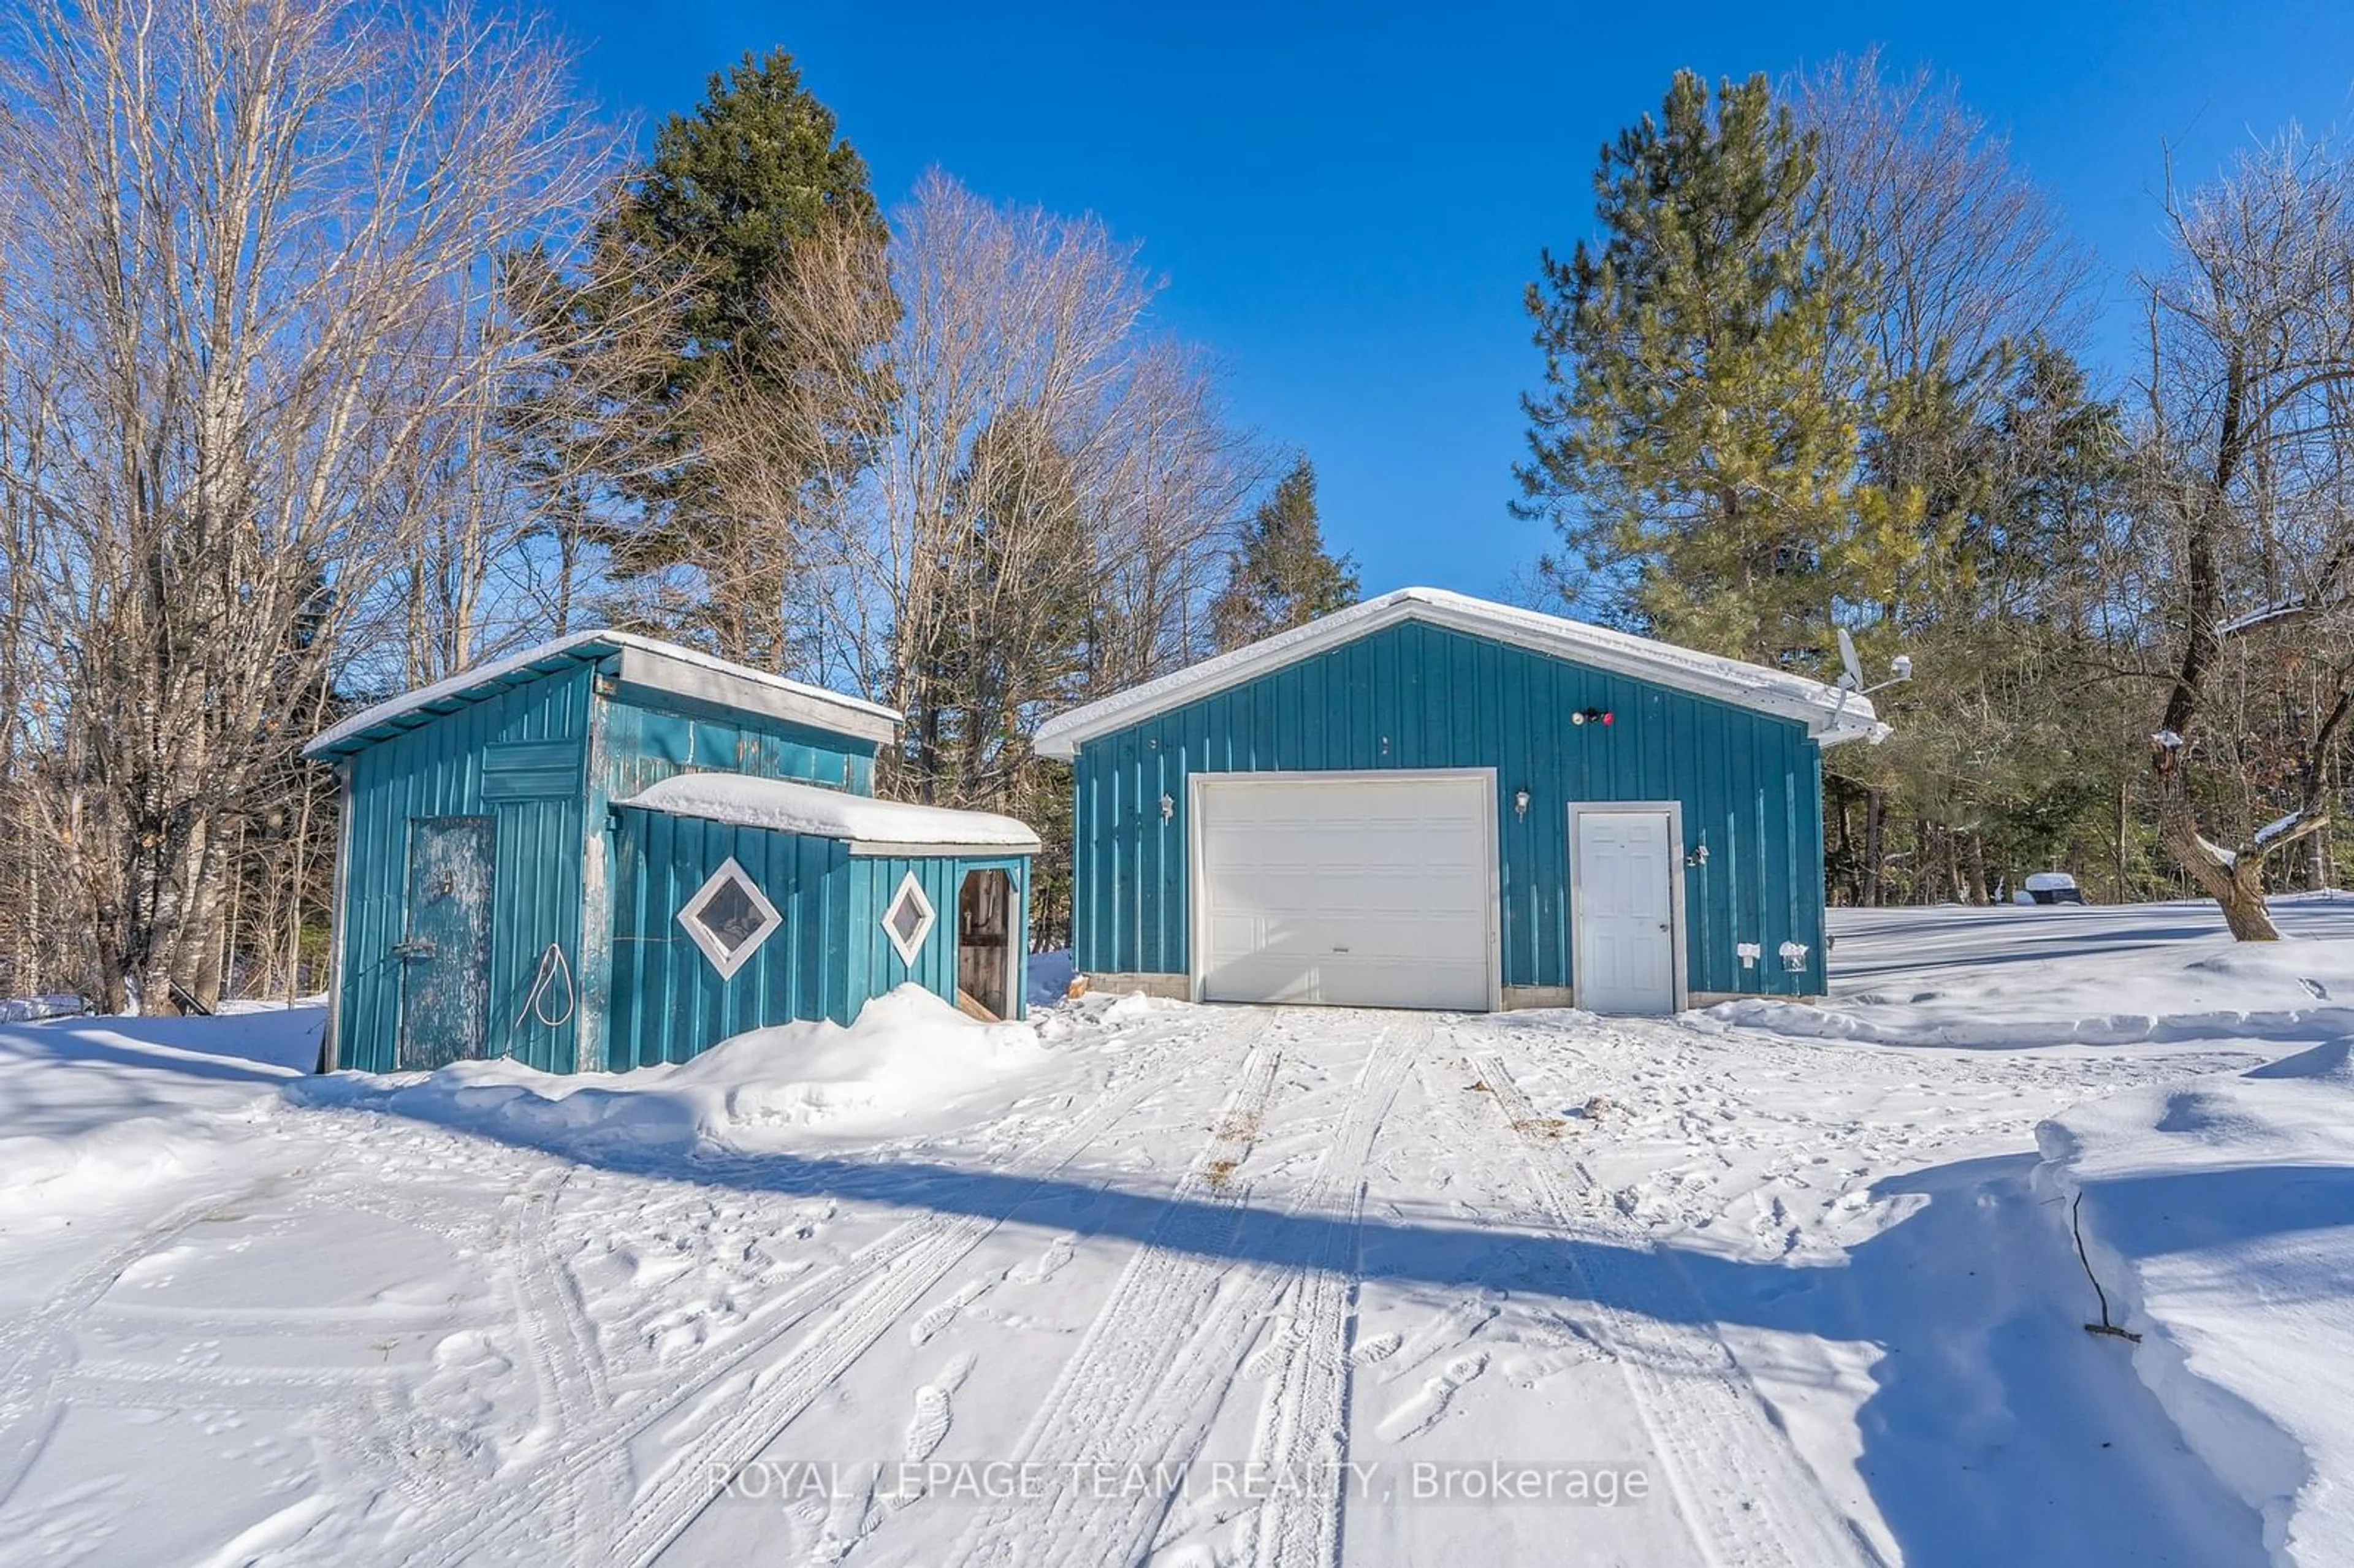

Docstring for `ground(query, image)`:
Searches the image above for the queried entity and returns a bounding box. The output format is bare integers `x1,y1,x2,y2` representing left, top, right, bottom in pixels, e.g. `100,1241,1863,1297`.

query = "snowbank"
291,984,1053,1155
2035,1038,2354,1567
1707,909,2354,1049
617,772,1040,852
0,993,87,1022
0,1007,321,1215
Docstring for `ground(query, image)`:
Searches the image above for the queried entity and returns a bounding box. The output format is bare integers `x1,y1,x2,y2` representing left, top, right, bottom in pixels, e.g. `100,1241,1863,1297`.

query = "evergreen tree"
584,49,888,655
618,48,882,395
907,405,1091,806
1515,70,1923,669
1209,458,1360,652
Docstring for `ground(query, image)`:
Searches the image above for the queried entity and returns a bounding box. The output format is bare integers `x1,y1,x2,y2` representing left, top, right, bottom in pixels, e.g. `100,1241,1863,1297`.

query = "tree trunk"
2155,755,2281,940
1864,789,1884,907
2114,775,2130,903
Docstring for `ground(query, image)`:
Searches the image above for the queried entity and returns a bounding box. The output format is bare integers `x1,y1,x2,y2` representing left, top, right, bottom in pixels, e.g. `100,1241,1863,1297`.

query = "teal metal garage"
1033,588,1883,1013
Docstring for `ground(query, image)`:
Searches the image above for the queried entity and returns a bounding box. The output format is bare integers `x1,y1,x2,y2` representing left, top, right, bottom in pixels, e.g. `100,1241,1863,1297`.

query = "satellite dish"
1836,627,1864,693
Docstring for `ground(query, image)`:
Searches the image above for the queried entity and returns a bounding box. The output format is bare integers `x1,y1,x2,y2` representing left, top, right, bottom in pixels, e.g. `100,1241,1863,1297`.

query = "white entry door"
1194,772,1495,1010
1573,807,1680,1014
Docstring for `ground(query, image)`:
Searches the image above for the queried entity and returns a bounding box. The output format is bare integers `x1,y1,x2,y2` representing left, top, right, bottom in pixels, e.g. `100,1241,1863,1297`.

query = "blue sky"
547,0,2354,599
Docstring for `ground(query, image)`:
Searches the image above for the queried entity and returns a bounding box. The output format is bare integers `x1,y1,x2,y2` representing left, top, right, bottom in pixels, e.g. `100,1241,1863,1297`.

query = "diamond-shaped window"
678,858,782,980
882,872,935,965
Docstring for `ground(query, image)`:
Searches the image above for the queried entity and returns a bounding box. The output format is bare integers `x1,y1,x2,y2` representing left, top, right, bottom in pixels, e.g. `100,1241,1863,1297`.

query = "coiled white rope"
513,941,576,1031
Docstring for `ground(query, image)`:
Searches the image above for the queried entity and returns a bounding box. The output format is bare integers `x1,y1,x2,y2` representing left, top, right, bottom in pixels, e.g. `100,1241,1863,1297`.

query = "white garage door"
1195,772,1495,1010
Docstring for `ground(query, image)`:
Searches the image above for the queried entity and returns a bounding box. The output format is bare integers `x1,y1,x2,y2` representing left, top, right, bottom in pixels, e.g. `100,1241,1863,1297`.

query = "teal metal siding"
608,807,1030,1066
333,664,595,1074
601,690,878,801
1070,618,1829,998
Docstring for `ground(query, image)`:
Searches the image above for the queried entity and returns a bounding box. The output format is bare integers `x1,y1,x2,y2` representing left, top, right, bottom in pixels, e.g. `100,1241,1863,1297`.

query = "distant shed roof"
617,773,1040,858
304,631,901,761
1032,587,1886,758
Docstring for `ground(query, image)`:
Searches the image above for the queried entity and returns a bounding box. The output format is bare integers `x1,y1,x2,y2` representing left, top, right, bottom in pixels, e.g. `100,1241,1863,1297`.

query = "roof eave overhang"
847,838,1042,858
1033,595,1878,758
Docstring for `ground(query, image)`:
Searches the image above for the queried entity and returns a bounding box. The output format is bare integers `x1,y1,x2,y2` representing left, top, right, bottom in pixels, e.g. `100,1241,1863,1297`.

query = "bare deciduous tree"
1792,49,2094,392
0,0,623,1008
2139,131,2354,938
706,172,1257,810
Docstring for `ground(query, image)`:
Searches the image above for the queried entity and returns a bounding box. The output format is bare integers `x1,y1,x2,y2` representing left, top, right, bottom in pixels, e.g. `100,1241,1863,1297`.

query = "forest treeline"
0,0,2337,1008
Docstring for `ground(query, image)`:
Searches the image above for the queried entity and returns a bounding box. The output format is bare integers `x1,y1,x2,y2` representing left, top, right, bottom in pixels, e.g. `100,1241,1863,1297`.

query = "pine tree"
584,49,888,657
1515,70,1922,669
1209,458,1360,652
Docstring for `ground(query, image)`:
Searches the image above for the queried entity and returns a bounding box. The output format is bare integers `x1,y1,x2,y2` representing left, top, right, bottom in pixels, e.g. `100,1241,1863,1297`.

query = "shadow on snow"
287,1078,2275,1568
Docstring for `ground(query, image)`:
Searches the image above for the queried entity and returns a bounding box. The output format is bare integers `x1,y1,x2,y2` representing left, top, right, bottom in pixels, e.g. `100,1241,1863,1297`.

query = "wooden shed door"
958,869,1013,1021
397,816,496,1070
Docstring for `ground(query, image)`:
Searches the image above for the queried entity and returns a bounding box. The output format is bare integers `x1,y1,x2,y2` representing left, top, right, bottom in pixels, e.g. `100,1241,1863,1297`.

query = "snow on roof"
1031,587,1885,759
303,630,901,758
617,772,1041,856
2023,871,2080,892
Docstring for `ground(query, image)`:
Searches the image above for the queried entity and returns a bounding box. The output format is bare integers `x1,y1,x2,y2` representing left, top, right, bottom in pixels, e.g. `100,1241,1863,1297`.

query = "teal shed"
304,633,1038,1075
1032,588,1882,1015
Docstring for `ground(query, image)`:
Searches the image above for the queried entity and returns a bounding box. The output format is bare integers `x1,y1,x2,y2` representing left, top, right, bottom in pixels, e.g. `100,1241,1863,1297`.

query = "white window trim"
882,870,936,966
677,856,782,981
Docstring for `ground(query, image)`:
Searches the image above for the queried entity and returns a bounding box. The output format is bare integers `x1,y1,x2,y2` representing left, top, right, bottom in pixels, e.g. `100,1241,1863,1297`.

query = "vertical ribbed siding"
607,809,1033,1064
1070,618,1830,998
333,665,596,1074
601,695,880,801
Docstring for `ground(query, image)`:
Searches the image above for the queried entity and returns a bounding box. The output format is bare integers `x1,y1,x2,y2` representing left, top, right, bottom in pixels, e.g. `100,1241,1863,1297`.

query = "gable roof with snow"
303,630,901,760
1032,587,1885,759
616,772,1041,858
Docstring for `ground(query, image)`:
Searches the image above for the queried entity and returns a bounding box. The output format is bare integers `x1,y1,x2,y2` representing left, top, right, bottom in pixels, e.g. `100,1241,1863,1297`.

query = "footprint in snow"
1243,1315,1302,1380
2301,977,2329,999
1350,1331,1403,1366
1008,1233,1075,1286
1377,1353,1489,1442
1385,1294,1499,1381
902,1351,977,1463
909,1276,998,1347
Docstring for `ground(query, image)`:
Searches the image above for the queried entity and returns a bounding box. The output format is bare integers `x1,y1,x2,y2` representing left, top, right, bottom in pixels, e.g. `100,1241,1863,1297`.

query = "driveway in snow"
1,902,2341,1566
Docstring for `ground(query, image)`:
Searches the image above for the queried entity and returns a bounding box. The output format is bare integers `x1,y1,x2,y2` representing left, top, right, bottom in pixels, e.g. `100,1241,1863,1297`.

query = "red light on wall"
1600,710,1614,726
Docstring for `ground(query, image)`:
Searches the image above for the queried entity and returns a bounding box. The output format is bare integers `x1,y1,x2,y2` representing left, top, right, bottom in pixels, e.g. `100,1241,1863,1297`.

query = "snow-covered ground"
0,899,2347,1565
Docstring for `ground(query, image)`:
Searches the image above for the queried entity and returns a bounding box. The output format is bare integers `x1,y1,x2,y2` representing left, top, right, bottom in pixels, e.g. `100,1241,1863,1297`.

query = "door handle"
1656,923,1670,932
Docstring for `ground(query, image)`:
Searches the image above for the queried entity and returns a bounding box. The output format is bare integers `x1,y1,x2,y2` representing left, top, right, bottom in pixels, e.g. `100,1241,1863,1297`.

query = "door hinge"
392,937,437,960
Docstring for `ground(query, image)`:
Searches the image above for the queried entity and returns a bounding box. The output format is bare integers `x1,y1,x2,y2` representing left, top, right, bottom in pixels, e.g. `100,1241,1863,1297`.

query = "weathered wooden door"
396,816,496,1070
957,869,1012,1021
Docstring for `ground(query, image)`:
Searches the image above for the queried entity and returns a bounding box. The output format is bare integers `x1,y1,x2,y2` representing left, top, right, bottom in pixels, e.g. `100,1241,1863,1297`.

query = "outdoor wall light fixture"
1513,788,1531,819
1159,792,1175,823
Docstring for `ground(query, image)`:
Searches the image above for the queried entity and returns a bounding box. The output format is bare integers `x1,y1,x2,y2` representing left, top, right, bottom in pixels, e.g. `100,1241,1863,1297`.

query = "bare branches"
1791,48,2095,390
708,172,1256,808
0,0,625,1006
2134,128,2354,936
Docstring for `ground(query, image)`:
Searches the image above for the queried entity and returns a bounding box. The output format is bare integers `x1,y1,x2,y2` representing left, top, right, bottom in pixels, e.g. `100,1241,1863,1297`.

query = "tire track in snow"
1235,1017,1424,1568
408,1007,1265,1568
0,1178,289,1509
946,1037,1287,1568
1460,1037,1880,1568
505,1170,627,1563
955,1013,1423,1568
